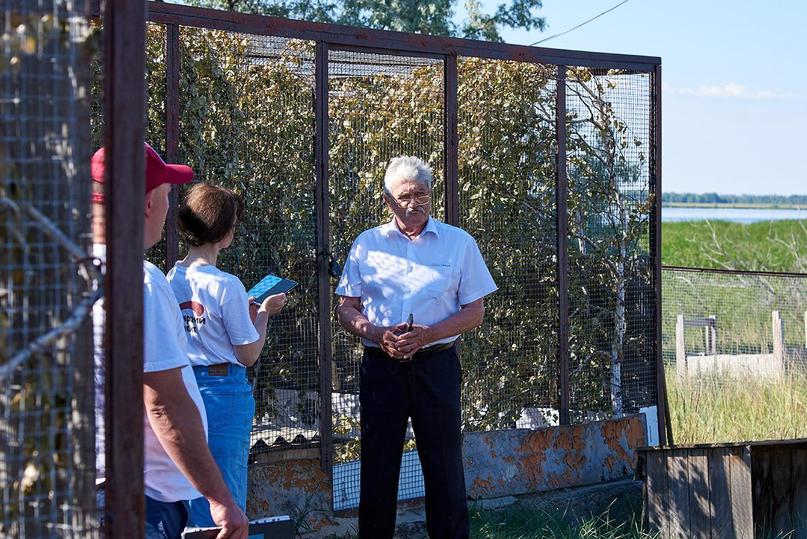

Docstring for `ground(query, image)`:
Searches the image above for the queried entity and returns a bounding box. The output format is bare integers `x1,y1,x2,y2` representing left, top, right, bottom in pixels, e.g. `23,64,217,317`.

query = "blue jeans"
187,363,255,527
145,495,190,539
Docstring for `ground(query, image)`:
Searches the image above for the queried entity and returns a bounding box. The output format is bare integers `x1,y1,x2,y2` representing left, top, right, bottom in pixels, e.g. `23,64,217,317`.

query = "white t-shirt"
143,261,208,503
166,264,260,366
336,218,498,347
92,243,106,485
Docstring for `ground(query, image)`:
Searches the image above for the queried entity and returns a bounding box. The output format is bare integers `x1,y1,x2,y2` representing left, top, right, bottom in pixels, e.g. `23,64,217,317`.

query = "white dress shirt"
336,217,498,347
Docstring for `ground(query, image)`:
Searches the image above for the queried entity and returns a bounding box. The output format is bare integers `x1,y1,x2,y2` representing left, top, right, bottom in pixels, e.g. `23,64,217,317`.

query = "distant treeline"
663,193,807,205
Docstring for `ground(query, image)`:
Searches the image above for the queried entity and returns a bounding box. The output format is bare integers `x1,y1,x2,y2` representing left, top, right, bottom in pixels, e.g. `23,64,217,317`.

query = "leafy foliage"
186,0,546,42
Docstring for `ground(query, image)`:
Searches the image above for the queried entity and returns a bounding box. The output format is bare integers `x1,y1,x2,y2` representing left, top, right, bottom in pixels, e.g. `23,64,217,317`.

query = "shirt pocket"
421,266,456,303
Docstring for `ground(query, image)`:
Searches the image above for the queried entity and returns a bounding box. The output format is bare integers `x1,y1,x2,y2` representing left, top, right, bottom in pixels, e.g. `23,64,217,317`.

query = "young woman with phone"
167,183,286,526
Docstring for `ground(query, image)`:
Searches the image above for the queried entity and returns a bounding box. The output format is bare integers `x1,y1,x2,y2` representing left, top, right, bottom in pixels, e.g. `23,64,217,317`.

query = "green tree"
186,0,546,42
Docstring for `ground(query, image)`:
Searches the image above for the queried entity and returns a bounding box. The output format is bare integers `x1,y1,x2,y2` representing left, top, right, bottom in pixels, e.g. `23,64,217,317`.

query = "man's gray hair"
383,156,433,193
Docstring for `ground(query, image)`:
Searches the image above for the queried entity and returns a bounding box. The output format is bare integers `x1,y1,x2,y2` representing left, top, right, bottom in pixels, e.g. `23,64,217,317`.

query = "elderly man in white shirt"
336,156,497,539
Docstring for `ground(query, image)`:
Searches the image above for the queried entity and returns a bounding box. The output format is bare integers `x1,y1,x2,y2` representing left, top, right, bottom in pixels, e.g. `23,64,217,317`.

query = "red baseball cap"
91,143,194,202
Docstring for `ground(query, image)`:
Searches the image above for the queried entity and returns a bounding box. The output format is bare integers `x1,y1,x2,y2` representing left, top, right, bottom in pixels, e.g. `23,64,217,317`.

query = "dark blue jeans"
358,346,469,539
145,495,190,539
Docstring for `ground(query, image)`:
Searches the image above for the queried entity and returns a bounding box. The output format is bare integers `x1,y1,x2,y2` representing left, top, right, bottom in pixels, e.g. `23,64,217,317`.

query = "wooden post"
706,315,717,355
772,310,784,367
676,314,686,379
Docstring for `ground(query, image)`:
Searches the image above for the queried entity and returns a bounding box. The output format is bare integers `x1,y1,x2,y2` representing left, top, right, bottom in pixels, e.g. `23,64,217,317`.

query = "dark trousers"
358,346,469,539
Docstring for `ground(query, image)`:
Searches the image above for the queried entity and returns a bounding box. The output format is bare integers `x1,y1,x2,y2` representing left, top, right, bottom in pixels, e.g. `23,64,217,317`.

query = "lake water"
662,207,806,223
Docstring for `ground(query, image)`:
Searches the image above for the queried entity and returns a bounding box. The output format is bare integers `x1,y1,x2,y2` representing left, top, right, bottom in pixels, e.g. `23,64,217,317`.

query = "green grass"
662,220,807,272
668,371,807,445
469,505,655,539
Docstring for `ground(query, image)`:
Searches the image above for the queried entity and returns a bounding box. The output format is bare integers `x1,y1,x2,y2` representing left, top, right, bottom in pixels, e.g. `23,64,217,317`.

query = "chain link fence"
1,1,97,536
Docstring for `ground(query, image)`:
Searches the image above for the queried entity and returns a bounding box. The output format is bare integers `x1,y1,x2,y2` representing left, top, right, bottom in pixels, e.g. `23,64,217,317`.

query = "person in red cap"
91,143,248,539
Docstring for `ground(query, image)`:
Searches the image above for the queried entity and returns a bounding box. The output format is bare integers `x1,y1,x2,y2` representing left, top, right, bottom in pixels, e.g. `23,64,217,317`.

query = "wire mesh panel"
565,69,655,422
663,268,807,443
457,58,559,431
172,28,319,452
1,2,96,536
328,49,445,509
663,268,807,372
143,23,168,268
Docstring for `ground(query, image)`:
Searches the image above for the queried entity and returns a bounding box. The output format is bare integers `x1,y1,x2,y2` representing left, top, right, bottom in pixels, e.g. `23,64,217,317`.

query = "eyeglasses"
388,193,431,207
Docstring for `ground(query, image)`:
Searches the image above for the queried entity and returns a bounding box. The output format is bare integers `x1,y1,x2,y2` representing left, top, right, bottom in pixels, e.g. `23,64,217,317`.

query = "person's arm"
336,296,405,359
234,293,285,367
143,368,248,539
395,298,485,357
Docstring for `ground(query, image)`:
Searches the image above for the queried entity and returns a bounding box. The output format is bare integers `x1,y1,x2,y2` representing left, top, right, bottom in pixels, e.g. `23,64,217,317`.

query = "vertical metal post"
650,64,671,447
443,55,459,226
102,0,146,535
165,24,181,270
315,41,334,480
555,66,570,426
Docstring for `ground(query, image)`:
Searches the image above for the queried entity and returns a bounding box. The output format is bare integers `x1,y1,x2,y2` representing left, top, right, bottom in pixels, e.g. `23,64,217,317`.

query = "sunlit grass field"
662,220,807,272
667,371,807,444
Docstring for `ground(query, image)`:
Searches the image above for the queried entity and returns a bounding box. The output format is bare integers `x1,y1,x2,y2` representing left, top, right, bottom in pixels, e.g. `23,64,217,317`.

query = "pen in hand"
402,313,414,360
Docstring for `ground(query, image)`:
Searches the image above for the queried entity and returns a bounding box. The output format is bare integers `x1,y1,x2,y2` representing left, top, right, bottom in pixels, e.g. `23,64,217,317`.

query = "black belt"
364,341,455,362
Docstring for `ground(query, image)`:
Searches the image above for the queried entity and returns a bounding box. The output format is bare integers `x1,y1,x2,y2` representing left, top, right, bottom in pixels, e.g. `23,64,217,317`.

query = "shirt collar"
382,217,440,239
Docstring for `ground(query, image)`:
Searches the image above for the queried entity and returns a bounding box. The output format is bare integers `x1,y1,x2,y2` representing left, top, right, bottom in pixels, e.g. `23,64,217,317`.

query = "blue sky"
470,0,806,195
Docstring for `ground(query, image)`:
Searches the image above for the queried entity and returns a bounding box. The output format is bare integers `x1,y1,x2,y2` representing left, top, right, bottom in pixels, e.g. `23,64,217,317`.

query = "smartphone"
247,274,298,303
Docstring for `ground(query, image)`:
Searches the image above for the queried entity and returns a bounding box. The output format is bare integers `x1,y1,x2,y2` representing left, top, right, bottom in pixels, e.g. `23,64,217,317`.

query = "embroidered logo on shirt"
178,301,206,333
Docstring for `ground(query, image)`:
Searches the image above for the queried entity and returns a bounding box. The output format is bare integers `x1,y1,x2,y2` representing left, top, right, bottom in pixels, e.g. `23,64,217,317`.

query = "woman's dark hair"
178,183,244,247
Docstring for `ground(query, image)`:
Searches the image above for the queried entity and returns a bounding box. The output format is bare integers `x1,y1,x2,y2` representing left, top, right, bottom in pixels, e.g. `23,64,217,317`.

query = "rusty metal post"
102,0,147,535
650,64,671,447
165,23,181,270
315,41,334,482
555,66,570,426
443,54,459,226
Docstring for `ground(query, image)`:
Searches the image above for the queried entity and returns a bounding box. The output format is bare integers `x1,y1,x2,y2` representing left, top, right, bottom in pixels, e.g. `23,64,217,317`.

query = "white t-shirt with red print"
167,263,260,367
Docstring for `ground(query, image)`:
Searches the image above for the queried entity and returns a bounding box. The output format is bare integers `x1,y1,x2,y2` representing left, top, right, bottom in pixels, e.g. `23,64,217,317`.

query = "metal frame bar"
102,0,146,535
165,24,181,271
144,1,660,71
328,43,445,61
555,66,570,426
315,41,334,478
650,64,671,447
444,55,459,226
663,265,807,280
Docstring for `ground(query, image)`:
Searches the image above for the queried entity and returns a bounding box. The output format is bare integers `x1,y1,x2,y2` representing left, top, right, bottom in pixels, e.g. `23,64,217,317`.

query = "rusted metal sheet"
247,449,333,531
463,415,647,499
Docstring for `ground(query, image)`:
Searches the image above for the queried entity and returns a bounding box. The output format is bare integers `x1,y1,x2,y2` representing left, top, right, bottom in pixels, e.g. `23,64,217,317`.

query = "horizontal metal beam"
144,1,660,71
663,265,807,280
